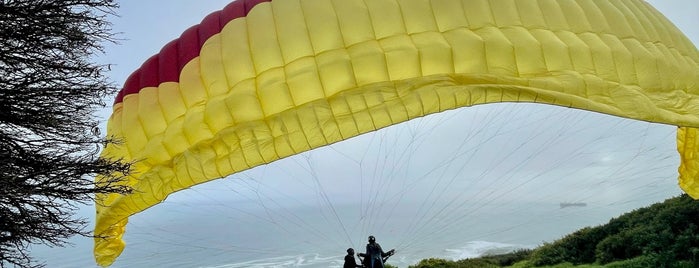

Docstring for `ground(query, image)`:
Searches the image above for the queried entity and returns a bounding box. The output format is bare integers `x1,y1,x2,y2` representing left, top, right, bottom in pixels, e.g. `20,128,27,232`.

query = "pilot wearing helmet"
357,235,395,268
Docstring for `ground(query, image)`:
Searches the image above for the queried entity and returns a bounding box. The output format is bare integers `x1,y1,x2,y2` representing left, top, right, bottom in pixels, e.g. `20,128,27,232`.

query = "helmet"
368,235,375,242
347,248,354,254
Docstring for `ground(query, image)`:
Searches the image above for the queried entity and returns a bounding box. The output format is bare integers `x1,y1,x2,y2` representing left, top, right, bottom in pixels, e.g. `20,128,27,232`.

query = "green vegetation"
406,250,532,268
405,194,699,268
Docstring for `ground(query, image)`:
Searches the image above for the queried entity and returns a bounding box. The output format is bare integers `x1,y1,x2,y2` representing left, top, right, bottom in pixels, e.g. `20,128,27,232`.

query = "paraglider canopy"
95,0,699,266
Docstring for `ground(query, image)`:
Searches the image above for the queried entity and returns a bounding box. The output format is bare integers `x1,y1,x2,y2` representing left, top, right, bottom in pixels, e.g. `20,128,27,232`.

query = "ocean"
29,195,677,268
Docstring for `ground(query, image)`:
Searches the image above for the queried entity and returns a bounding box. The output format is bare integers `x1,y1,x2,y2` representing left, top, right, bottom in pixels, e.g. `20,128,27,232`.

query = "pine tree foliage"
0,1,130,267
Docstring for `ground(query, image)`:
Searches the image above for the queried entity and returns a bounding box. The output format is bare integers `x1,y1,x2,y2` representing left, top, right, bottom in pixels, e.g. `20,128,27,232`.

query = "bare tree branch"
0,1,131,267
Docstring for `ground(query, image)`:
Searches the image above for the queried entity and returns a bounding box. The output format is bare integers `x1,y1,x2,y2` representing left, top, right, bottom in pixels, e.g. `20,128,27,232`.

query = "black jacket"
344,254,361,268
366,242,388,260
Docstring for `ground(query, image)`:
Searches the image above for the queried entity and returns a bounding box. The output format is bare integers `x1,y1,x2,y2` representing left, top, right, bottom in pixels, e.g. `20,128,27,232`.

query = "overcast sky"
31,1,699,267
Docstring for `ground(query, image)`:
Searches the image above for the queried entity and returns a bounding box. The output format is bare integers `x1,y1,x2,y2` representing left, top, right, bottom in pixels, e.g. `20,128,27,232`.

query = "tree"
0,0,130,267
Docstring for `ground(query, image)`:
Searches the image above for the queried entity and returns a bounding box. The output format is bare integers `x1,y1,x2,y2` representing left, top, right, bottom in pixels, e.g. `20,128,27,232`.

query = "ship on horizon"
560,202,587,208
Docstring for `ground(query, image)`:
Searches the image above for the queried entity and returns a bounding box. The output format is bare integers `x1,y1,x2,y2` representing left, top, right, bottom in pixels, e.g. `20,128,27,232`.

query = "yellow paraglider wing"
95,0,699,266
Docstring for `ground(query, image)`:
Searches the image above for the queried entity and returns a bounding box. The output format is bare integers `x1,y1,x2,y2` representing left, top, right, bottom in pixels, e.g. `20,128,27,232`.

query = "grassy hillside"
404,194,699,268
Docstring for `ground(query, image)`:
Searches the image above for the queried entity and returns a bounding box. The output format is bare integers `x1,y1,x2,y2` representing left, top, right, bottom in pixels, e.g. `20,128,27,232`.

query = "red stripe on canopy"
115,0,272,104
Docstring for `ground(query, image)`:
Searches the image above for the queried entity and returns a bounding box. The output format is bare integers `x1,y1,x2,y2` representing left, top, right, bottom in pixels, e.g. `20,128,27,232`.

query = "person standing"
344,248,363,268
358,235,395,268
